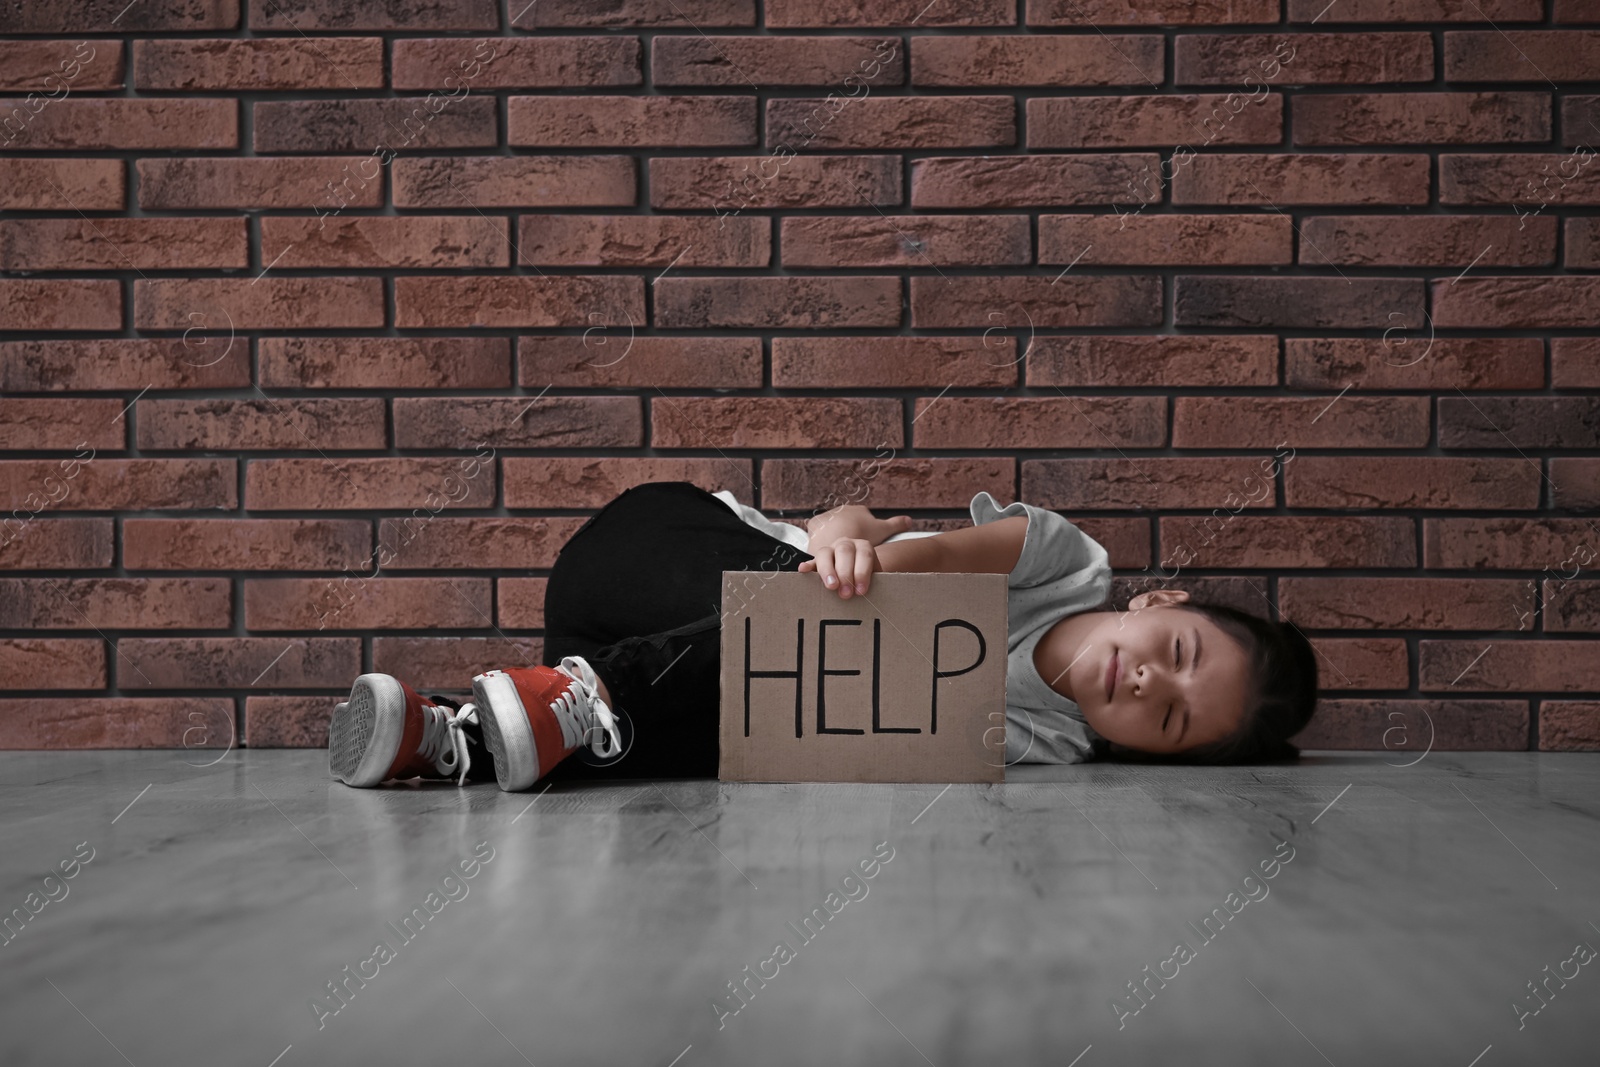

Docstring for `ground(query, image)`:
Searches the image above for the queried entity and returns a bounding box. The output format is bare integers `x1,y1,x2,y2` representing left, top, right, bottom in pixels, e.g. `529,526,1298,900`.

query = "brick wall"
1,0,1596,755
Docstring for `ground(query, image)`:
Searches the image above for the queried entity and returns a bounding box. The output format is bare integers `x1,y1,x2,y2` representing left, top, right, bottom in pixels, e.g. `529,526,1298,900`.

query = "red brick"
653,397,902,450
1028,94,1282,148
0,158,123,210
124,519,371,571
0,399,126,451
1176,276,1425,328
653,35,902,86
1176,33,1433,84
521,215,768,267
1161,516,1417,568
260,337,510,390
651,154,900,210
1285,337,1544,390
911,36,1162,86
503,457,754,509
1298,215,1554,266
138,157,384,209
0,339,248,391
1027,335,1278,388
1295,92,1549,146
250,0,497,29
1561,96,1599,146
134,278,384,331
767,96,1014,149
1433,277,1600,328
1075,518,1152,569
1440,396,1600,448
913,397,1166,449
509,95,754,147
8,99,236,149
0,280,120,331
394,155,636,208
0,698,236,750
1553,338,1600,388
245,696,330,748
0,1,237,32
1566,218,1600,267
765,0,1011,25
1281,577,1528,630
1291,700,1528,751
0,218,248,271
910,275,1161,328
394,276,643,328
516,0,754,26
1173,396,1430,448
254,98,496,153
1445,30,1600,80
392,397,642,449
394,36,640,88
782,215,1028,268
1287,0,1541,18
1041,214,1292,265
1424,518,1597,569
521,336,761,389
1173,153,1431,205
0,459,235,511
260,217,509,270
0,639,104,689
374,637,545,686
0,40,123,91
0,520,113,571
136,398,386,452
908,151,1158,207
655,276,899,328
763,457,1012,511
1550,459,1600,509
246,577,493,631
1555,0,1600,19
1303,639,1409,692
0,578,230,629
117,638,359,688
497,580,549,630
772,336,1015,388
1421,640,1598,692
374,517,584,568
1545,580,1600,632
1030,0,1277,23
135,38,383,90
1440,154,1600,206
1287,457,1540,509
1022,457,1276,510
1539,702,1600,750
246,458,494,511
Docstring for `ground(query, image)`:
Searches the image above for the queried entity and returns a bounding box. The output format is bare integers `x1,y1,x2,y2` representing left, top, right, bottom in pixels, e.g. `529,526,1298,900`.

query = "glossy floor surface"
1,750,1596,1067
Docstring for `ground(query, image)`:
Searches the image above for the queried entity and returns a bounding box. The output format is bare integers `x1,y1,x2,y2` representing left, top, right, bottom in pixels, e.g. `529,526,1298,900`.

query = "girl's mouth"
1104,649,1119,702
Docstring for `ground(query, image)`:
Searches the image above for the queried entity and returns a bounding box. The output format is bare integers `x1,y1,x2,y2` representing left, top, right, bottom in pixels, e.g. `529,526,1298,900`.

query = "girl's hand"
805,503,914,548
798,537,882,600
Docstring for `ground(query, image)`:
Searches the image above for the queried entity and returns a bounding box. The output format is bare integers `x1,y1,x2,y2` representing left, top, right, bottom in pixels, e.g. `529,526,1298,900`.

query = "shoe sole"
471,670,540,791
328,673,406,787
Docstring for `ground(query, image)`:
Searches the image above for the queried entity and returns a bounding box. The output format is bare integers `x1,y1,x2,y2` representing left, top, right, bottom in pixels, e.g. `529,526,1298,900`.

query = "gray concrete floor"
1,750,1596,1067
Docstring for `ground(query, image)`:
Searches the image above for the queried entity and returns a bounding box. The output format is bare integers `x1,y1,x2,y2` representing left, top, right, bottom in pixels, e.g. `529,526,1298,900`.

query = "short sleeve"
969,491,1111,593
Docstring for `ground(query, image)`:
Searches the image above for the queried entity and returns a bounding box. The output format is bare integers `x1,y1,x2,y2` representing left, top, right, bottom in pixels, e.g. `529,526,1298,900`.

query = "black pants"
538,481,812,781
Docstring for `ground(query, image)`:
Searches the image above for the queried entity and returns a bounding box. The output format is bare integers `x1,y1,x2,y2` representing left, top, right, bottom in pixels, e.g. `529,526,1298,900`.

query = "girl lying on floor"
325,480,1319,791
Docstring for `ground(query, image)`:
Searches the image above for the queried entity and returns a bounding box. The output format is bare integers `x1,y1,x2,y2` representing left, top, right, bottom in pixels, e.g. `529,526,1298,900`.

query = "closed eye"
1163,706,1172,733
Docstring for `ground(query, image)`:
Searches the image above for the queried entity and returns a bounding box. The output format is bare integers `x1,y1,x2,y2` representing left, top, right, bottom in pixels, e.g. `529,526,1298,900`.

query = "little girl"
326,480,1319,791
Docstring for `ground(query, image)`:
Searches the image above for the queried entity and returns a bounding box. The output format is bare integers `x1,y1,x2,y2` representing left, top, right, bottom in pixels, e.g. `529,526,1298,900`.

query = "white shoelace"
417,701,479,786
553,657,623,759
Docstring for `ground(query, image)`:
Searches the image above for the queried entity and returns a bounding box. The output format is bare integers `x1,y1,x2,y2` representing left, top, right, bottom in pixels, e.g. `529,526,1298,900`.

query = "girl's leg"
541,481,811,781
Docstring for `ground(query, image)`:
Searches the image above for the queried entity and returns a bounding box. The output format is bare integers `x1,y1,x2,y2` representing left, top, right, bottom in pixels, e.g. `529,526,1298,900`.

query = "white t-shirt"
710,489,1112,764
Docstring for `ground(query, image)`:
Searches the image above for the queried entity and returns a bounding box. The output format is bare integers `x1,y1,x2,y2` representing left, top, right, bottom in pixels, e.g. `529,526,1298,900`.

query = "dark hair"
1091,600,1319,765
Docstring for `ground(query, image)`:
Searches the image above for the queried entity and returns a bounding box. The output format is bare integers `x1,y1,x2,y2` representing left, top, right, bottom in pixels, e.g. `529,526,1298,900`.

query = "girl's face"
1063,590,1253,755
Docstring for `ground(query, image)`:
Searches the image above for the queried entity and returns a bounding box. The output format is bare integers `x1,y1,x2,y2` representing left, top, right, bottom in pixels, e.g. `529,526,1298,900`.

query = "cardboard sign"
718,571,1007,783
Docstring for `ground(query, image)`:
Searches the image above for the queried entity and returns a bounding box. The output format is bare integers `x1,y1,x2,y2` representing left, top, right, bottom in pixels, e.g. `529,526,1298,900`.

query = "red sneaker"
328,673,483,787
470,657,623,791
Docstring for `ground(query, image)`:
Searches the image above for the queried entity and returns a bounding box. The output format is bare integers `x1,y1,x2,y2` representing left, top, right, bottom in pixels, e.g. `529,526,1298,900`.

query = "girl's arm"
874,514,1028,576
805,503,912,550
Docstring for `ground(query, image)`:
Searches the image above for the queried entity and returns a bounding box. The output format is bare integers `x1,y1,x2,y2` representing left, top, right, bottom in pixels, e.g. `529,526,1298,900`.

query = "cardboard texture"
718,571,1008,784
